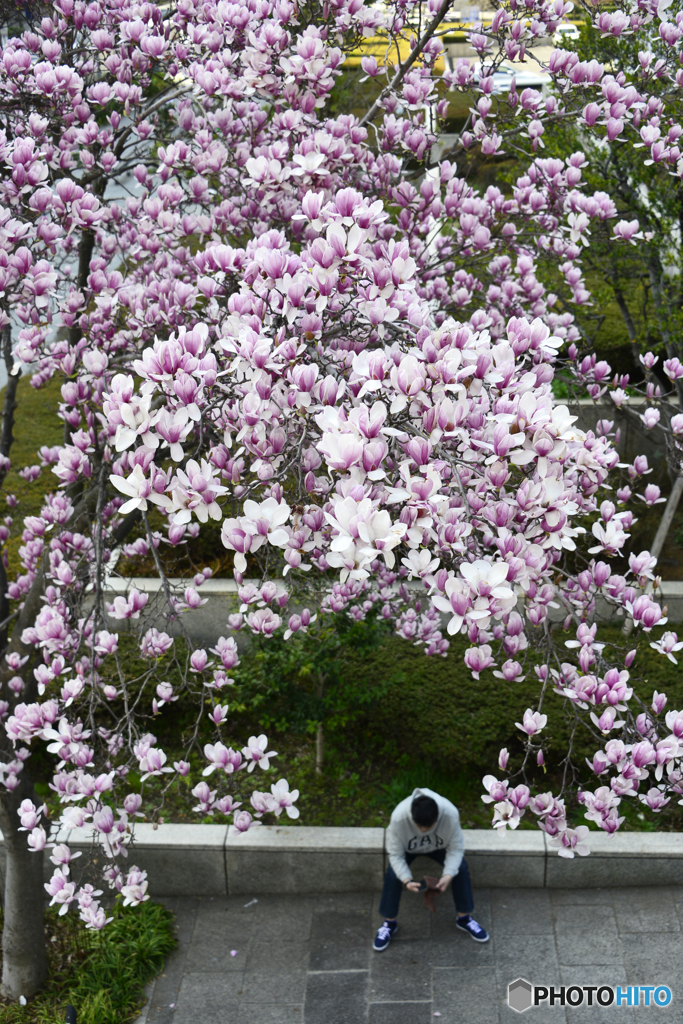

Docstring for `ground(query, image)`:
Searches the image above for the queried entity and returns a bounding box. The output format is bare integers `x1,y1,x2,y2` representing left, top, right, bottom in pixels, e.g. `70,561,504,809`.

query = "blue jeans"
379,851,475,919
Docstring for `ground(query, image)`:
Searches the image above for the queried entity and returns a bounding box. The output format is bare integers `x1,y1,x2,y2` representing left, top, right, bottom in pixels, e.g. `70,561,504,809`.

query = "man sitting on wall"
373,788,489,951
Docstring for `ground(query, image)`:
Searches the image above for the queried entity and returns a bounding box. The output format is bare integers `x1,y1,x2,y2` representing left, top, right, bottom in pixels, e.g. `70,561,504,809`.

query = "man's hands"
405,875,452,893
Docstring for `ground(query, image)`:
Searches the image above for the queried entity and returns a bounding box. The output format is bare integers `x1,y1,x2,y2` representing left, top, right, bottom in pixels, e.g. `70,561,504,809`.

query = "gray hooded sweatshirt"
386,787,465,882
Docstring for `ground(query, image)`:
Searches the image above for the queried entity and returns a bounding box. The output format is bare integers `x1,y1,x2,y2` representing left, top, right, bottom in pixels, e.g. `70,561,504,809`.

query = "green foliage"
382,760,496,828
261,624,683,831
362,633,539,768
233,609,394,735
541,18,683,359
0,901,176,1024
551,376,569,399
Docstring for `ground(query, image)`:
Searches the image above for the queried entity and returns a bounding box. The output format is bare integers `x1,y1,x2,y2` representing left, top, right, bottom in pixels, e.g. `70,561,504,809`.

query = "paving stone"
433,966,502,1024
368,1001,433,1024
315,892,373,915
163,896,201,955
246,895,316,942
373,937,434,968
235,1004,304,1024
560,965,636,1023
611,887,681,934
202,896,260,926
620,931,683,977
369,957,433,1002
184,910,247,972
143,884,683,1024
425,930,496,968
669,884,683,927
245,939,310,970
489,888,554,935
550,888,613,907
553,905,623,966
145,899,200,1024
304,971,368,1024
241,942,309,1003
633,994,683,1024
494,933,560,974
174,972,241,1024
309,910,372,971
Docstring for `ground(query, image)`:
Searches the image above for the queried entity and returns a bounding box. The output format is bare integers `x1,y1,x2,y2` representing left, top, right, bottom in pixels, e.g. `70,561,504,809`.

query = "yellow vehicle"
343,10,583,74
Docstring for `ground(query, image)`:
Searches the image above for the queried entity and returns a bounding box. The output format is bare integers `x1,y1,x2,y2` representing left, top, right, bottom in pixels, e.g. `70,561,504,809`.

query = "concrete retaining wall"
103,575,683,638
23,826,683,896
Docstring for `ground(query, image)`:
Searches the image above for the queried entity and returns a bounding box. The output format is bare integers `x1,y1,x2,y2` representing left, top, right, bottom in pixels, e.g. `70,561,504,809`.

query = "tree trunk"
0,320,18,650
315,722,324,775
0,785,48,1000
0,322,48,1000
0,322,17,470
315,673,325,775
623,473,683,636
68,228,94,351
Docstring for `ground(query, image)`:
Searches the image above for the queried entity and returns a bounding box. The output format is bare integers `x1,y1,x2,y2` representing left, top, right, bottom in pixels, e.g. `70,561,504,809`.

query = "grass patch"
0,375,63,577
28,624,683,835
0,901,176,1024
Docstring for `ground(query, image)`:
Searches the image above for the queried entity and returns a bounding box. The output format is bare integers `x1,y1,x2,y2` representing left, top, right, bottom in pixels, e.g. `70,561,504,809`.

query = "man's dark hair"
411,795,438,828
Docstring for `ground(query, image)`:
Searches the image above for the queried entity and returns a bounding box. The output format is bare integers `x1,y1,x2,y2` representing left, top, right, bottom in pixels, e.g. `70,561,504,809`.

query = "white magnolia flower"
270,778,300,819
110,465,152,515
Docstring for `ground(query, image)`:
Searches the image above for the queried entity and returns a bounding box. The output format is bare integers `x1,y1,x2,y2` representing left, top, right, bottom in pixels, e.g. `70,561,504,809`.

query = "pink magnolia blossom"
2,0,683,940
516,709,548,737
270,779,300,819
651,632,683,664
241,735,277,773
548,826,591,858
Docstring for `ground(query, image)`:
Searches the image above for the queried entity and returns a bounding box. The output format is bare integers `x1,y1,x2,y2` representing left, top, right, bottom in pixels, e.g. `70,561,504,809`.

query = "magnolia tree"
2,0,683,1000
495,7,683,563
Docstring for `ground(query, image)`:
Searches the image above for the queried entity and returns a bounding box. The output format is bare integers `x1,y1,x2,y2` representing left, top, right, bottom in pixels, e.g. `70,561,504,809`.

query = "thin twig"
359,0,454,128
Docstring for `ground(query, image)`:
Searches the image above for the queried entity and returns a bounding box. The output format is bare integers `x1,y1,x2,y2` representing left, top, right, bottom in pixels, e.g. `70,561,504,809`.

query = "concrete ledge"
101,575,683,628
12,826,683,895
102,577,241,595
460,829,547,889
67,823,230,897
545,832,683,888
225,826,385,895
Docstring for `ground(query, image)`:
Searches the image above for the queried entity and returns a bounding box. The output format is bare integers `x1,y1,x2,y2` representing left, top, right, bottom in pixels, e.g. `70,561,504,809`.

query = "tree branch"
359,0,454,129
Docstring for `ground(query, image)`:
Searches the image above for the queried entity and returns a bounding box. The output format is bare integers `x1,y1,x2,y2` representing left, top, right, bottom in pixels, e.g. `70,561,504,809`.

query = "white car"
553,22,581,45
473,60,550,95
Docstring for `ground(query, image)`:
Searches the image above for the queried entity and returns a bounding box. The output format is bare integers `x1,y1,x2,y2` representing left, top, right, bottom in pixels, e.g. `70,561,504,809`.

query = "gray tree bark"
0,321,18,651
0,779,48,999
315,673,325,775
0,319,47,1001
315,722,324,775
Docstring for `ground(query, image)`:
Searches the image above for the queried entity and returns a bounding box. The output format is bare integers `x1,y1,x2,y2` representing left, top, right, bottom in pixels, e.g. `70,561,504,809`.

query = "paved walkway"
136,885,683,1023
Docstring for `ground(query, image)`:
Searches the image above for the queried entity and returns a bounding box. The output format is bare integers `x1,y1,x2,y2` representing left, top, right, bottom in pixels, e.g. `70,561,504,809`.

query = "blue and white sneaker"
373,920,398,951
455,915,489,943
